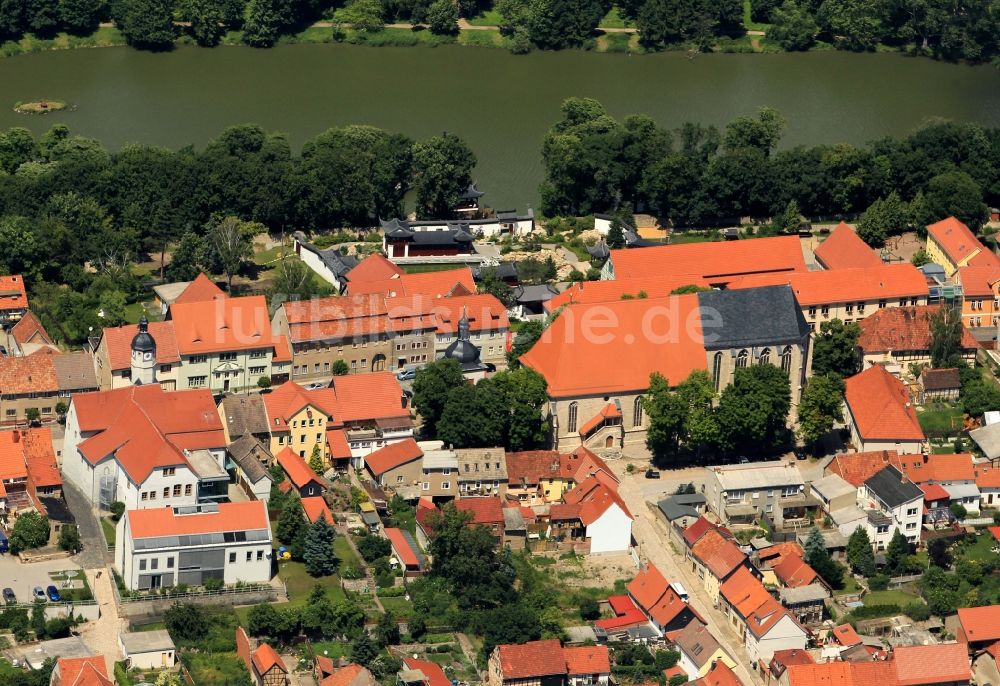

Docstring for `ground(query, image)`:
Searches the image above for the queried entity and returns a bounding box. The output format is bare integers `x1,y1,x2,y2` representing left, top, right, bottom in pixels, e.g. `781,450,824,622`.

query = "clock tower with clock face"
130,316,157,386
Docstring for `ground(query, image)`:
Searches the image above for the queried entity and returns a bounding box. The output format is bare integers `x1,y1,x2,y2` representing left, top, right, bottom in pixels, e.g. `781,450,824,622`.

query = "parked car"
0,345,7,357
396,368,418,381
45,585,60,602
738,456,750,464
32,586,45,601
303,382,327,391
0,530,8,553
2,588,15,604
645,469,660,479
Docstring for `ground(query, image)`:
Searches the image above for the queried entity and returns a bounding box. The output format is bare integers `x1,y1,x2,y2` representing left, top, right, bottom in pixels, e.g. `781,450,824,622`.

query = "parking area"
0,552,83,606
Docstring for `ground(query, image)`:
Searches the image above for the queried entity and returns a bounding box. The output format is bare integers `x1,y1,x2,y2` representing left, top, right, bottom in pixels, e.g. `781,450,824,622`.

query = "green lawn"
467,9,502,26
378,594,413,618
917,402,964,435
181,652,249,686
334,537,361,571
669,231,723,245
124,302,160,325
277,561,346,606
864,589,922,606
253,245,287,266
599,6,635,28
402,263,472,273
834,574,862,596
742,0,773,31
101,518,117,547
955,533,1000,563
306,641,351,660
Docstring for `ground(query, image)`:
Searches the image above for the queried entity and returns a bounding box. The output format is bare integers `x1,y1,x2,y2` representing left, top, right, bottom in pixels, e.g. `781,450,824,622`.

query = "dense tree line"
0,123,473,343
541,98,998,229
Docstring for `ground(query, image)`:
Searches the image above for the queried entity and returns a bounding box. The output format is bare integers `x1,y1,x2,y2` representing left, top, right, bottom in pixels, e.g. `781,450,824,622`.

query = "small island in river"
14,100,67,114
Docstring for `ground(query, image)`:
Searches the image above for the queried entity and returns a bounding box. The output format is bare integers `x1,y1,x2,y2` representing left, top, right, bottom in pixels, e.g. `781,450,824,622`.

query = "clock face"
144,352,153,361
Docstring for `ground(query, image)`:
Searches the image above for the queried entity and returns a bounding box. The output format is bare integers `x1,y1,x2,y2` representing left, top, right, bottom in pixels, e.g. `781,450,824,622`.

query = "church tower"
130,316,157,386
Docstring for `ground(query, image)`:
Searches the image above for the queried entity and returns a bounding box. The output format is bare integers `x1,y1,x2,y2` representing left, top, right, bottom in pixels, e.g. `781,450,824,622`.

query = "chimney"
12,431,19,443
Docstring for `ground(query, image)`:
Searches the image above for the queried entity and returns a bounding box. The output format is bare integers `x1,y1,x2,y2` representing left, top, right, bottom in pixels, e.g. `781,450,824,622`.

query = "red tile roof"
729,264,928,307
772,553,819,588
365,438,422,476
169,295,276,355
505,450,562,485
252,642,286,675
456,496,504,525
10,310,52,347
977,465,1000,489
958,606,1000,644
892,643,970,686
350,267,475,299
628,564,671,611
826,451,908,487
385,527,420,568
609,236,806,285
0,274,28,311
928,216,982,266
857,306,978,355
562,478,632,526
276,447,323,490
330,372,410,422
692,529,746,580
758,542,805,567
174,273,226,305
127,501,269,539
73,385,225,485
315,655,335,678
786,661,897,686
422,292,508,334
722,566,772,618
0,352,58,394
545,275,713,313
326,428,351,459
560,446,618,485
346,254,405,283
595,594,647,631
302,496,334,524
263,381,339,431
0,431,29,481
495,639,566,680
322,664,373,686
683,516,727,547
663,665,688,681
845,365,924,441
893,453,975,484
692,661,743,686
58,656,112,686
815,223,884,270
23,427,61,490
402,658,450,686
563,646,610,675
520,295,708,398
770,649,815,674
100,320,181,370
956,263,1000,297
833,623,862,646
579,403,622,437
920,483,950,503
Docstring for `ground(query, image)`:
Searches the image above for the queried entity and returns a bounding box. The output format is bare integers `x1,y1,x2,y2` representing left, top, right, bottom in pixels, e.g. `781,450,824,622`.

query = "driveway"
62,480,108,570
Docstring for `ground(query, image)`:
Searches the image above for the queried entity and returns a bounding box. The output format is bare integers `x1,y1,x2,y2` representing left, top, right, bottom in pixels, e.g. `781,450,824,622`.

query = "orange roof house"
491,639,566,682
691,528,747,582
98,320,181,373
346,254,405,283
957,606,1000,649
857,306,978,359
126,500,269,539
815,223,884,270
683,516,730,548
927,216,984,274
785,660,897,686
0,274,28,315
54,656,113,686
322,664,376,686
168,295,275,356
401,658,450,686
826,451,913,487
832,623,862,647
385,527,423,573
348,267,475,298
236,626,288,686
728,264,928,307
607,236,807,286
844,365,925,449
173,273,226,306
892,644,971,686
771,553,820,589
364,438,423,479
276,447,325,497
10,310,53,352
563,645,611,676
627,564,701,632
544,275,712,313
302,496,334,524
692,661,743,686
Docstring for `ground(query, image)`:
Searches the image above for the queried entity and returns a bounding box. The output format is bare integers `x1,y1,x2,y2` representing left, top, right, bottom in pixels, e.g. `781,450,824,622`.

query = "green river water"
2,43,999,209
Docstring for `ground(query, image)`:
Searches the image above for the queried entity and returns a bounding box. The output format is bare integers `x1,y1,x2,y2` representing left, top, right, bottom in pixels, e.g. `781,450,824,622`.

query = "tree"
121,0,176,49
376,609,400,646
526,0,607,49
110,501,126,521
58,524,81,553
332,360,349,376
797,373,844,446
723,107,786,155
332,0,384,32
928,305,964,368
804,526,826,562
356,533,391,562
412,134,477,218
927,537,952,569
477,267,515,309
351,632,378,666
950,502,967,520
427,0,459,34
856,192,908,247
10,511,49,553
644,373,688,460
243,0,282,46
276,497,308,557
962,379,1000,418
607,210,630,249
884,529,910,576
774,199,802,233
412,359,467,436
911,249,931,267
816,0,881,51
58,0,103,33
716,364,791,453
257,375,272,389
811,318,861,378
303,517,338,577
579,598,600,620
167,232,208,281
164,603,208,642
209,216,255,292
846,525,875,577
308,444,325,474
181,0,226,46
924,171,988,230
804,526,844,589
247,602,287,638
270,257,329,305
767,1,818,50
25,407,41,424
98,290,128,327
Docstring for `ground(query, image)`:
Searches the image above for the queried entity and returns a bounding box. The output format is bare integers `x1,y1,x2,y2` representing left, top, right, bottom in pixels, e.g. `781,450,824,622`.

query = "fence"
109,567,280,617
961,517,994,527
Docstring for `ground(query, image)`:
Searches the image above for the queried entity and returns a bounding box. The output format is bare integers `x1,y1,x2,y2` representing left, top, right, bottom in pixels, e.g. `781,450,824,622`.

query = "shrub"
867,574,889,591
904,602,930,621
579,598,600,620
950,502,968,520
110,501,126,521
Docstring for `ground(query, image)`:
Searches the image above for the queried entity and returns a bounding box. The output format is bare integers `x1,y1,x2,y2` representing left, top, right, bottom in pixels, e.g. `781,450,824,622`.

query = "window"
163,487,170,498
846,303,854,314
151,559,158,570
421,482,429,491
442,481,450,490
906,507,917,516
780,346,793,375
219,352,237,362
140,559,147,571
250,349,267,359
758,348,770,366
300,435,306,443
187,376,207,388
141,492,148,501
4,409,13,418
160,364,171,373
808,306,816,318
736,349,749,369
184,484,192,496
246,551,253,562
257,550,264,561
229,552,236,563
712,352,724,391
173,485,181,497
190,355,208,364
41,406,51,414
163,467,175,476
633,396,643,427
878,299,887,309
820,305,829,317
906,522,917,530
442,468,451,476
149,491,156,500
249,366,266,375
567,402,578,433
397,475,404,483
167,557,174,568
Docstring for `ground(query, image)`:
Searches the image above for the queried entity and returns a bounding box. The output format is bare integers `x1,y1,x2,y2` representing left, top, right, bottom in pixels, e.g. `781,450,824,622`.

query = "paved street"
74,569,127,663
611,458,763,686
62,480,109,570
